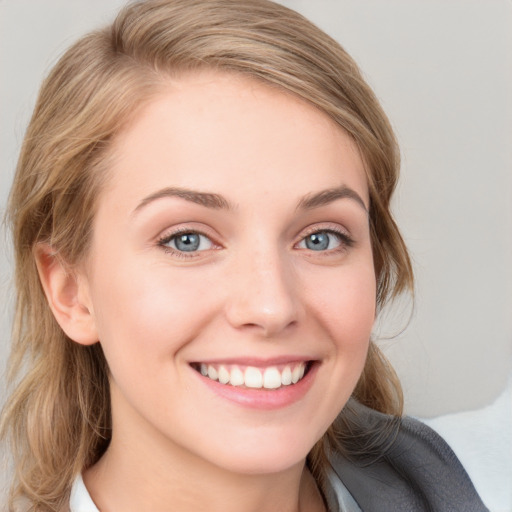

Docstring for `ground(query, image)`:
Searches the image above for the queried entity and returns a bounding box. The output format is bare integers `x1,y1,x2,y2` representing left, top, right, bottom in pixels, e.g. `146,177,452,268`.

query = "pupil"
176,233,200,252
306,232,329,251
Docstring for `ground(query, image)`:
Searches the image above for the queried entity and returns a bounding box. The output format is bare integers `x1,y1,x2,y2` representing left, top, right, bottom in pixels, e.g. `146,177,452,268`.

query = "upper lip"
189,356,317,367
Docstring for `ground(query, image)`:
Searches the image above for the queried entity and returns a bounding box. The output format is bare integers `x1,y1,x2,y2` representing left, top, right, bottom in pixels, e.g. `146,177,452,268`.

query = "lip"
191,360,319,410
191,356,312,367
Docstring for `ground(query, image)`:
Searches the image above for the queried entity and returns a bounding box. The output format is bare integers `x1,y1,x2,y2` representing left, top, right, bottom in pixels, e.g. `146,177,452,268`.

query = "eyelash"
156,226,354,258
296,227,355,253
157,228,218,259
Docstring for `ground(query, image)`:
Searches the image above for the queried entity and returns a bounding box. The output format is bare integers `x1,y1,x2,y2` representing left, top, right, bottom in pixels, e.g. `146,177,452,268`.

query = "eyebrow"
133,187,232,214
133,184,368,215
296,185,368,212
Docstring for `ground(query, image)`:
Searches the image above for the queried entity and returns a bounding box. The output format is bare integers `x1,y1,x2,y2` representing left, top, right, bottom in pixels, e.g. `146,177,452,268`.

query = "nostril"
225,303,299,338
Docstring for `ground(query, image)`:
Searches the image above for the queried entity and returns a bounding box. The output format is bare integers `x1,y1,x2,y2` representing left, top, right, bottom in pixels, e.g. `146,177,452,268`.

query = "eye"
159,231,214,253
297,229,352,252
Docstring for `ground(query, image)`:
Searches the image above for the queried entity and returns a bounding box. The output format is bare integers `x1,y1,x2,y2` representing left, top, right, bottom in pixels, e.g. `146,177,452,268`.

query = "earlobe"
35,244,99,346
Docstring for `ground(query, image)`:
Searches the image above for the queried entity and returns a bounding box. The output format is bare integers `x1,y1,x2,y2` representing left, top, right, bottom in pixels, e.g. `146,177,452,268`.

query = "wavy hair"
1,1,413,509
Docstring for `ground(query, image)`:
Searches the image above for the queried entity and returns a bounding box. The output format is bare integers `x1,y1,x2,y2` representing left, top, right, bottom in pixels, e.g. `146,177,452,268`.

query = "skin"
39,71,376,512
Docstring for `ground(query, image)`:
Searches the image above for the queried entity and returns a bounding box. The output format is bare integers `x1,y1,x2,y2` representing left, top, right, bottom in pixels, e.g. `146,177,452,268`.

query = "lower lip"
193,363,318,410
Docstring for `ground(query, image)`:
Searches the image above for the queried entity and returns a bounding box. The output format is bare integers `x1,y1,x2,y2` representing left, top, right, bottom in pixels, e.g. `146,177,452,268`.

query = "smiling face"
78,71,376,476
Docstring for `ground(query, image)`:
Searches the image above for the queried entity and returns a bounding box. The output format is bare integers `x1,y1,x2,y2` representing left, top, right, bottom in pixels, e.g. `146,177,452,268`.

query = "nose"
224,247,300,337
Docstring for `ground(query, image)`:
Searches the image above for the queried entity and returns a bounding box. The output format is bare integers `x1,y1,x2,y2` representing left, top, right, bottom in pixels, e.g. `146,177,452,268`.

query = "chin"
201,430,320,476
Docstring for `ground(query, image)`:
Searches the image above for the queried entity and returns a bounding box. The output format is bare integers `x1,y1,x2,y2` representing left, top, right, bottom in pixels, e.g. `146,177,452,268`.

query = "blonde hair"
1,0,413,509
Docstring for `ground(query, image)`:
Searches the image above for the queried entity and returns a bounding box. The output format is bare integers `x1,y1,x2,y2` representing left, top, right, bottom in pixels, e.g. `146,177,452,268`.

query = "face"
80,71,376,475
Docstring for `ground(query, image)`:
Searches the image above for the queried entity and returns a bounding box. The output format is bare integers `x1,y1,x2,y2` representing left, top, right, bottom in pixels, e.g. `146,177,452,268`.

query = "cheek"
307,261,376,349
293,260,375,436
88,256,220,362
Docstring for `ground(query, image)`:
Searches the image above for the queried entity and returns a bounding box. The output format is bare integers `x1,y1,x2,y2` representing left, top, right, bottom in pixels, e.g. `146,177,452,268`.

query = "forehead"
102,70,368,210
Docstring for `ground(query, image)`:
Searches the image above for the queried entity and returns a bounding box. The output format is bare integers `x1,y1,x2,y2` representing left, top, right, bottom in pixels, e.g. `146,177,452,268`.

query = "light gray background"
1,0,511,494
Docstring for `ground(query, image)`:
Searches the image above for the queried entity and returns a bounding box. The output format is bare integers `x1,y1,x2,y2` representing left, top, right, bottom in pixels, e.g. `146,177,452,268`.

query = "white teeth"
207,366,218,381
244,366,263,388
291,365,301,384
218,365,230,384
199,362,308,389
229,366,244,386
263,367,282,389
281,366,292,386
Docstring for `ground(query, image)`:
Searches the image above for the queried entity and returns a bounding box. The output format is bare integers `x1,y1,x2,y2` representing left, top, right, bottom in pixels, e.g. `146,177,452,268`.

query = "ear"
35,244,98,346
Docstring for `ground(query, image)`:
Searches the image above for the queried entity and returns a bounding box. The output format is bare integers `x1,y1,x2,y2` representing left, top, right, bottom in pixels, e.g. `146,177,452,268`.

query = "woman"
1,1,487,510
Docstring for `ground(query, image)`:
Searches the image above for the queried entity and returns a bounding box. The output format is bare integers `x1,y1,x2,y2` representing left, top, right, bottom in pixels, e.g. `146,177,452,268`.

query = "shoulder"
327,401,489,512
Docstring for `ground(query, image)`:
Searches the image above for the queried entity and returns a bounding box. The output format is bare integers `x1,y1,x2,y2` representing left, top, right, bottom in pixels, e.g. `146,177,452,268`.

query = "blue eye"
160,232,213,252
298,230,347,251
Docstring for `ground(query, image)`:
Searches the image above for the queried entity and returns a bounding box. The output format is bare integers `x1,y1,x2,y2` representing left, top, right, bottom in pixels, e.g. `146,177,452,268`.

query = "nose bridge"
225,240,299,336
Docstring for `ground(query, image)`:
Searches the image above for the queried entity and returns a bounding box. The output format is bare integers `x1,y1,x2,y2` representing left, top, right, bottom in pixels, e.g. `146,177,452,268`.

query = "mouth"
190,361,312,390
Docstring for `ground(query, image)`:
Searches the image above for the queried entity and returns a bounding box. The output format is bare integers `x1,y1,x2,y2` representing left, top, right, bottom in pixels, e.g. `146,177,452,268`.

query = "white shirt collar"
69,474,100,512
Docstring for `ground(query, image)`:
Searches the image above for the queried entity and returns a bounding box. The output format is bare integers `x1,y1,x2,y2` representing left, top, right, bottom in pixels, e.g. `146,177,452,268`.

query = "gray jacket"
324,401,489,511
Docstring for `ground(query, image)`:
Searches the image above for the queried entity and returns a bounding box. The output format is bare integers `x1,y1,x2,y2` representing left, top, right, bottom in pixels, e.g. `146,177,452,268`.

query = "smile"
191,362,310,390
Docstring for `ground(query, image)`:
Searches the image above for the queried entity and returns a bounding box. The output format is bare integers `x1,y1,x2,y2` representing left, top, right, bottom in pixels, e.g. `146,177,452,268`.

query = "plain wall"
1,0,511,496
